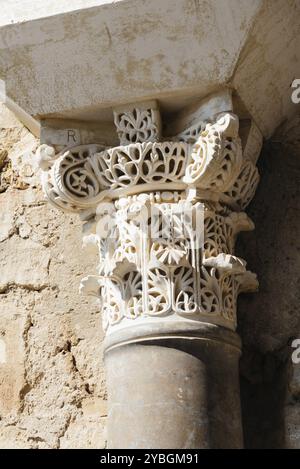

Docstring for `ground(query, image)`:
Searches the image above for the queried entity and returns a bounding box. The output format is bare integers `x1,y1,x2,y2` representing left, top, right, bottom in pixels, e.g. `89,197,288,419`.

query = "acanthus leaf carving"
79,194,258,332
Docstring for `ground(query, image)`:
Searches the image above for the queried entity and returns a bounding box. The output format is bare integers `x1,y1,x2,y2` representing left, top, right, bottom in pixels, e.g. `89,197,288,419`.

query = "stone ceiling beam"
0,0,298,139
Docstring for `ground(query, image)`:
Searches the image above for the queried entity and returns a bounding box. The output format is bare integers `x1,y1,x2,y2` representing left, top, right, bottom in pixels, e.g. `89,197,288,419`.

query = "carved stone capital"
37,100,261,337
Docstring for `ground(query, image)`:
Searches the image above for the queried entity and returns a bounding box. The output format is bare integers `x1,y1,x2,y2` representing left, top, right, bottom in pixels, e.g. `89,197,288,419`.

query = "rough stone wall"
0,104,107,448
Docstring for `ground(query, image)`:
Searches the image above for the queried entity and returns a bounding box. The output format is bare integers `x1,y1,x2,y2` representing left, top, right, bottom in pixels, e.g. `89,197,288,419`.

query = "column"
37,93,262,448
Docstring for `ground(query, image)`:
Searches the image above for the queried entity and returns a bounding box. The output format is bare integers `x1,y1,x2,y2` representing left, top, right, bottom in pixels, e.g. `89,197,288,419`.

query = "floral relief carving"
174,266,197,314
114,107,161,145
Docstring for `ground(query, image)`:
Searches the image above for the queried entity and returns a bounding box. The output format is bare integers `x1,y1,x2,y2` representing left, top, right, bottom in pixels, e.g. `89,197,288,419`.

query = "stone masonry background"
0,104,107,448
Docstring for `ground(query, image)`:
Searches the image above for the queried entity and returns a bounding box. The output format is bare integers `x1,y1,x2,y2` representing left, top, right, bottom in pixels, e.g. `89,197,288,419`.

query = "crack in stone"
56,414,72,449
56,340,93,397
18,312,34,413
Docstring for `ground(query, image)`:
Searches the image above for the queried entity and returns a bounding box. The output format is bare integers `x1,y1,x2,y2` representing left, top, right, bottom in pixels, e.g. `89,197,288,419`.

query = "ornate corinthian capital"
38,101,261,336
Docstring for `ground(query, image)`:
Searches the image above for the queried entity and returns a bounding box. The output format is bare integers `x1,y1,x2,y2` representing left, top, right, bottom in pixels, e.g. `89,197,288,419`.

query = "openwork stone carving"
80,194,256,331
224,160,259,209
39,112,256,212
38,104,261,335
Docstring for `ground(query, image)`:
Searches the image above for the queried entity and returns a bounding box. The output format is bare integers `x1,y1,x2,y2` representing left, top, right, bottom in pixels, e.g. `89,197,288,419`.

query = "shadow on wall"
236,131,300,448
